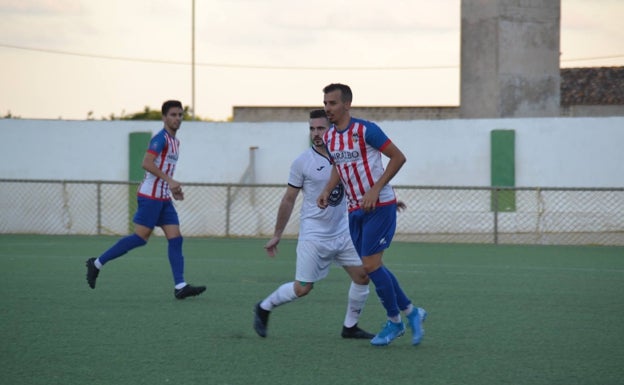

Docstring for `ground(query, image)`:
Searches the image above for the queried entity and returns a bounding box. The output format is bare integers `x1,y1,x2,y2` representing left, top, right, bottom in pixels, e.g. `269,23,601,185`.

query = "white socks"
389,303,415,323
344,282,369,328
260,282,298,311
260,281,371,327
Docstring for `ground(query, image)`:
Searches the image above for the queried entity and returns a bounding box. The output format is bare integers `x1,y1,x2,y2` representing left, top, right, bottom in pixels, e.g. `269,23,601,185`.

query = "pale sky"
1,0,623,121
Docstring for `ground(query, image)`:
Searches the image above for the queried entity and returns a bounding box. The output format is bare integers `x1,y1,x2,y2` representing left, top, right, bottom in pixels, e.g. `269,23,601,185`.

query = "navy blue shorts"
348,203,396,257
133,197,180,228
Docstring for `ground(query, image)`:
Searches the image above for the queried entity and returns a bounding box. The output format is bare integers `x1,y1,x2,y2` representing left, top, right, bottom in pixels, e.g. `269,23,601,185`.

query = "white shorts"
295,232,362,283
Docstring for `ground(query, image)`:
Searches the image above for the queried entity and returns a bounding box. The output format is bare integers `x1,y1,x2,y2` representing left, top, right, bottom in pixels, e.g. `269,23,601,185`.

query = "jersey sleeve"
147,132,166,155
364,121,391,150
287,155,305,189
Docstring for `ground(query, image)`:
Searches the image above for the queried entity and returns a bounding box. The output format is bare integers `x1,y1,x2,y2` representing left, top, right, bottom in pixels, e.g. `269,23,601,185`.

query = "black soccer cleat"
85,258,100,289
341,324,375,339
174,284,206,300
253,302,270,338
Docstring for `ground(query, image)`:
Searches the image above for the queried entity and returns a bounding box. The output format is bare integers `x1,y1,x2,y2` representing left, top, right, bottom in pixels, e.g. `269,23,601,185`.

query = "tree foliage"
104,105,212,121
3,110,19,119
1,107,224,121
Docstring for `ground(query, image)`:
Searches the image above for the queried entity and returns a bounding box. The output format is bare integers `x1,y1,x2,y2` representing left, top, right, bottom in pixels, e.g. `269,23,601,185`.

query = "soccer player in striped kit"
317,84,427,346
85,100,205,300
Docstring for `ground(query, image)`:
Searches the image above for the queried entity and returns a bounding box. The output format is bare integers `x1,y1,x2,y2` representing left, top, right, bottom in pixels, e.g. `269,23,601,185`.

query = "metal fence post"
226,184,232,237
97,181,102,235
493,188,499,245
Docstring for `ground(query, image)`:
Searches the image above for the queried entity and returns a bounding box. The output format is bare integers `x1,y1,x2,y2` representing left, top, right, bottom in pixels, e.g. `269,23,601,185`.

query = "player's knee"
133,226,152,241
353,272,370,285
362,254,383,273
294,281,313,297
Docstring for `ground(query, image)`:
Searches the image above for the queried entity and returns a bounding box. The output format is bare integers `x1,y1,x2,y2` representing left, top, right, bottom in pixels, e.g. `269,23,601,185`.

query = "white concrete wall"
1,117,623,188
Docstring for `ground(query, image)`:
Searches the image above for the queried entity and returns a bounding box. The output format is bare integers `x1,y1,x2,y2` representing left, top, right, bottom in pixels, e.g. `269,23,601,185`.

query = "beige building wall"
232,106,460,122
460,0,561,118
232,105,623,122
231,1,622,123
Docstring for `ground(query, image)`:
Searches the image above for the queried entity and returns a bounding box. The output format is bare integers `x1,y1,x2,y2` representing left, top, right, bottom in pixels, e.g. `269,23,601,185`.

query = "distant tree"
4,111,22,118
124,106,161,120
116,105,209,121
92,106,218,121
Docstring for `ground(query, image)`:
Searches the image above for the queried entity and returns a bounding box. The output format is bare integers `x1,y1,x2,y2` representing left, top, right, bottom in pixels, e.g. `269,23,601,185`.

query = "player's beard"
165,120,181,132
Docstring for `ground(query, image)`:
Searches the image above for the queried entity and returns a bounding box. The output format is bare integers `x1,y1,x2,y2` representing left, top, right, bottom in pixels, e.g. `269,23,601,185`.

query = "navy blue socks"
98,233,147,265
167,236,185,285
368,266,401,318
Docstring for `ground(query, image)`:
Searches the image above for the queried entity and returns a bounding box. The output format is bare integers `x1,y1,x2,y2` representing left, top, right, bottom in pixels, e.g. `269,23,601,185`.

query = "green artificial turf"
1,235,623,385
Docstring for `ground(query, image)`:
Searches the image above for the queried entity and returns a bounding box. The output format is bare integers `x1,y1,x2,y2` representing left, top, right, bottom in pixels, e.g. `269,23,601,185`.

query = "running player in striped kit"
85,100,205,300
317,84,427,346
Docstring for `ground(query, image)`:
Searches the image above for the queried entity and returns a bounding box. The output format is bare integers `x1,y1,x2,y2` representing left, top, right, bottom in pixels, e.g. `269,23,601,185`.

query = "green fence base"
128,132,152,232
491,129,516,212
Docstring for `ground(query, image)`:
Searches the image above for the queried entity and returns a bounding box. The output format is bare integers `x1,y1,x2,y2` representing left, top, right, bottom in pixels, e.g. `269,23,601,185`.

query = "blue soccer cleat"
370,320,405,346
407,307,427,345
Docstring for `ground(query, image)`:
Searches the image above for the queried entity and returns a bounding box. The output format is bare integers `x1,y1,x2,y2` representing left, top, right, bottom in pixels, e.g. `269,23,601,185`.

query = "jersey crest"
327,183,344,207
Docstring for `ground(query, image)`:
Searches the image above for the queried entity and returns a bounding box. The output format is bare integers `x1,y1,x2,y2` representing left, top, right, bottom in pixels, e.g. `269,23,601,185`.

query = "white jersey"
288,147,349,241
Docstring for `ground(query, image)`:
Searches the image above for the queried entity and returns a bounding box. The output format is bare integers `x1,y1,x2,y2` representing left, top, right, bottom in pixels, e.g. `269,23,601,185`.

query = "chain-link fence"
1,179,622,246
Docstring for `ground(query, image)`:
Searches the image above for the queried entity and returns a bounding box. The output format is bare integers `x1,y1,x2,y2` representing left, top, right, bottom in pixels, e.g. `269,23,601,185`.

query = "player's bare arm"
265,186,300,257
361,142,406,211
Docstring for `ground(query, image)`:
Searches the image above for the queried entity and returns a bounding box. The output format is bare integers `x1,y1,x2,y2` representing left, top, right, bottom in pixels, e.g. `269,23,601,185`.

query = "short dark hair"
161,100,183,116
309,109,327,119
323,83,352,103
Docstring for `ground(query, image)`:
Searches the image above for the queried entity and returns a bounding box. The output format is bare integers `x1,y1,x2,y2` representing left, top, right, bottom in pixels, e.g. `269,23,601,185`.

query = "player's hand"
264,236,280,257
397,200,407,212
169,179,182,191
361,189,380,212
169,179,184,200
317,192,329,209
170,184,184,200
172,190,185,201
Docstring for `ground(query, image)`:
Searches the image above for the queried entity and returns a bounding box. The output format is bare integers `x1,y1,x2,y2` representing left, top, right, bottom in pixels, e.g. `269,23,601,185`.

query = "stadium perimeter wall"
1,117,622,188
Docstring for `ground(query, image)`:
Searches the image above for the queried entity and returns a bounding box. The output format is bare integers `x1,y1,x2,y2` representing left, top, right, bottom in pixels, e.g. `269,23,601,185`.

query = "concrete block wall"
1,117,622,188
460,0,561,118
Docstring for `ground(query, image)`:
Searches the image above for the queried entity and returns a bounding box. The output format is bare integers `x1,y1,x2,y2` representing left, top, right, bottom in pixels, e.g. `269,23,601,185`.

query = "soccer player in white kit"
253,110,374,339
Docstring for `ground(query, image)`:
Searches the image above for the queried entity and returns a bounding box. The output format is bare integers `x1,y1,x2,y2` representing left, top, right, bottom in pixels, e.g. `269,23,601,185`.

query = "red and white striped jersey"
137,129,179,200
324,117,397,211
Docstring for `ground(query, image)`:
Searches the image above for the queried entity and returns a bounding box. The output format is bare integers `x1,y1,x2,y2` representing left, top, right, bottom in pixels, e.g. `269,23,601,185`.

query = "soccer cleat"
370,320,405,346
407,307,428,345
85,258,100,289
253,302,270,338
174,284,206,300
341,324,375,339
